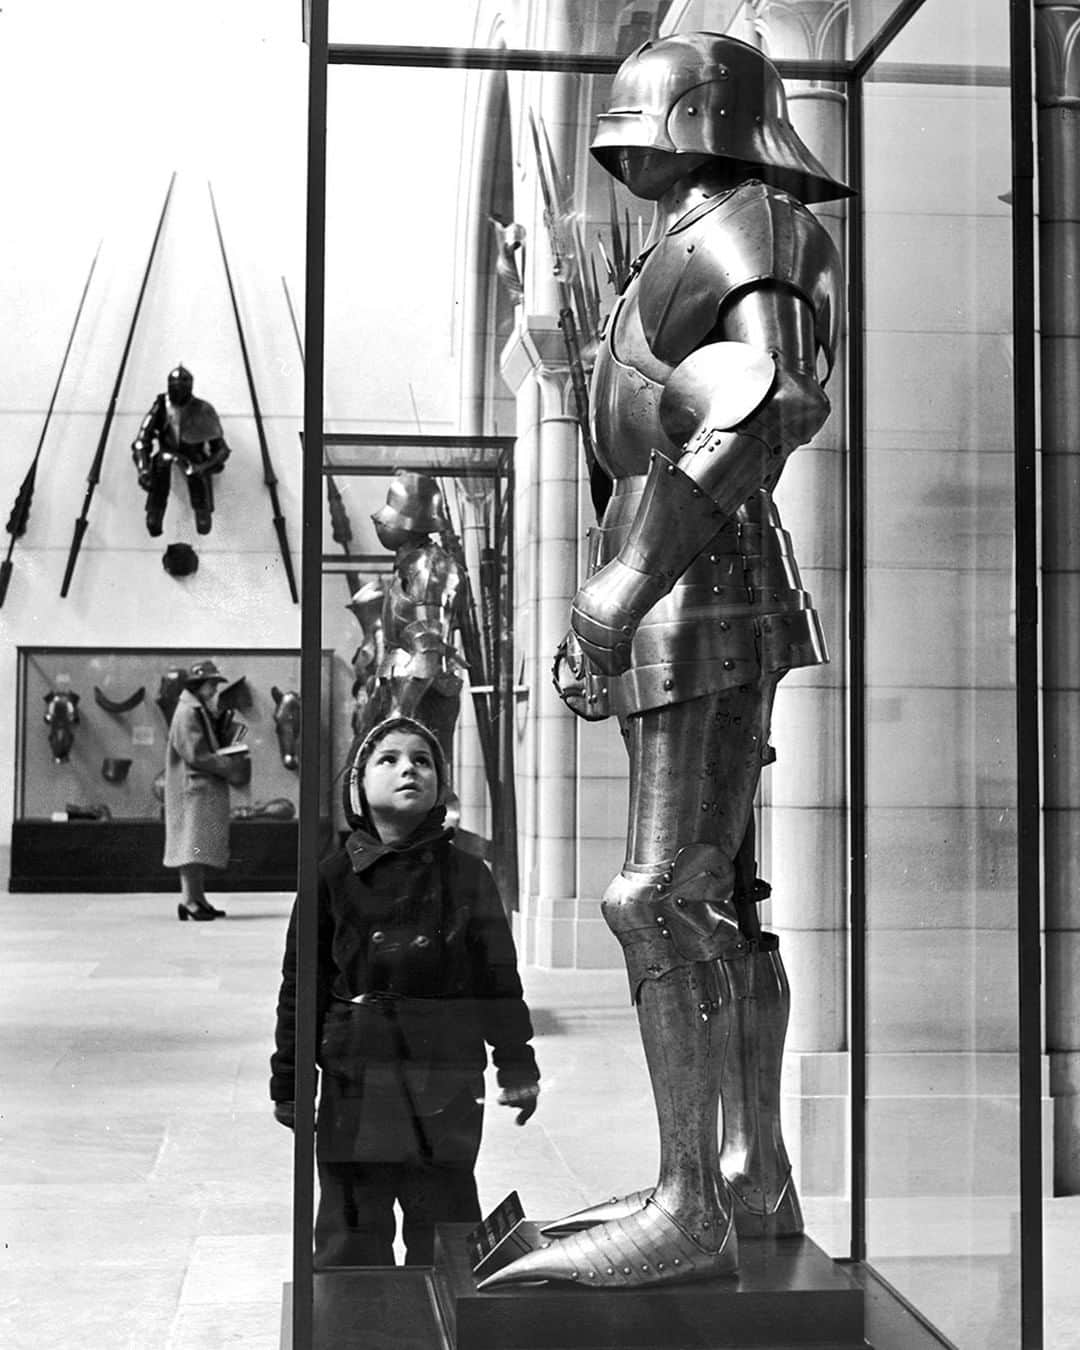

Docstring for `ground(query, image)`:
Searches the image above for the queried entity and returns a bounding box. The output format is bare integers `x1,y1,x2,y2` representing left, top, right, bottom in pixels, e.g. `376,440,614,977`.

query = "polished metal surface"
720,940,804,1237
349,517,464,760
496,31,843,1290
590,32,852,205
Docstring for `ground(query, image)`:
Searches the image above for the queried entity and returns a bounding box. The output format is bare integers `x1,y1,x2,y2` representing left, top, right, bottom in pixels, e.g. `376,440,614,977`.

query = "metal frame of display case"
295,3,1044,1347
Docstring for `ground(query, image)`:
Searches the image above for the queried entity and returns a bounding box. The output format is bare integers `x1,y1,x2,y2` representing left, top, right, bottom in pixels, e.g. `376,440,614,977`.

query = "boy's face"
362,731,439,830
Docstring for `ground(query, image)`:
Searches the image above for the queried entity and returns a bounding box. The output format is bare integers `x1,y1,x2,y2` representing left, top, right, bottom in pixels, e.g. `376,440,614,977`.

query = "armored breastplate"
591,289,676,480
586,182,837,716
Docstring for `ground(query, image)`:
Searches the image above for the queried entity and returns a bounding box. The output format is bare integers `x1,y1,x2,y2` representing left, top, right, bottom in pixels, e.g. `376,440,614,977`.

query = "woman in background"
164,658,245,921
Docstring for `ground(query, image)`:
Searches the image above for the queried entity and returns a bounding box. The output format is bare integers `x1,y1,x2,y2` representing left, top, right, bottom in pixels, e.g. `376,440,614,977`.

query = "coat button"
371,930,385,944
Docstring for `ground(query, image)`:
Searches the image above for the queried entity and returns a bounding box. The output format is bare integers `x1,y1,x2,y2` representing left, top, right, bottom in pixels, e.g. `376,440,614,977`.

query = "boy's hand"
273,1101,295,1131
498,1083,539,1126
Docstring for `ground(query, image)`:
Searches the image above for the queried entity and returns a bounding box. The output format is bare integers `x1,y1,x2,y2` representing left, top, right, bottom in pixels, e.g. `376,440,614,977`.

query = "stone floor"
1,890,1077,1349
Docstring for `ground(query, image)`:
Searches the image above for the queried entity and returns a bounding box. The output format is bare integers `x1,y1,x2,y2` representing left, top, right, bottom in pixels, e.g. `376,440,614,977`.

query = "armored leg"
144,460,170,537
481,861,739,1288
720,934,802,1236
187,472,214,535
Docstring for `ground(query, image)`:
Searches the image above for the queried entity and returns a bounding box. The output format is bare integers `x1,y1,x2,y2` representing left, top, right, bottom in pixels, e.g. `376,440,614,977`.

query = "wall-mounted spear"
61,173,176,597
210,182,298,603
1,241,101,608
281,276,361,597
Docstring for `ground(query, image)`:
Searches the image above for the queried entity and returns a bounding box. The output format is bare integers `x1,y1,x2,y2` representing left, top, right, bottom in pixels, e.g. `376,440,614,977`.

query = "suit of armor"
487,33,850,1290
349,472,465,769
132,366,230,536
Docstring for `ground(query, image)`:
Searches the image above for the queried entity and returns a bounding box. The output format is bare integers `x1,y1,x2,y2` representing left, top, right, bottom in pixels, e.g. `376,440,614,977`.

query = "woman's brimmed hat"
185,659,228,689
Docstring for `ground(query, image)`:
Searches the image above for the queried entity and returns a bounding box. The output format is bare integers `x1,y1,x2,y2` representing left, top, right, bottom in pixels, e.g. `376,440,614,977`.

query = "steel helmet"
371,470,451,537
592,32,851,204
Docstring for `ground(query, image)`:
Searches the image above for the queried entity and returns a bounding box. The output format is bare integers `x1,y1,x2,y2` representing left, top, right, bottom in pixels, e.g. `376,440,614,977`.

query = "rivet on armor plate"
719,620,730,631
666,465,676,475
723,659,735,670
622,625,633,634
607,1267,615,1276
623,1267,632,1275
571,1271,579,1279
658,1263,665,1271
588,1271,596,1278
675,896,685,906
720,108,727,116
687,106,697,115
710,553,719,563
673,1258,681,1266
663,873,672,883
663,678,674,690
641,1265,649,1273
702,1219,710,1228
656,916,666,925
371,930,385,943
712,586,721,595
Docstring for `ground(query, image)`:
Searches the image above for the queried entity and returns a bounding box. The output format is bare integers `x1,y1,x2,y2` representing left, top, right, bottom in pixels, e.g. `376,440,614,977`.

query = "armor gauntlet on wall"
571,342,829,676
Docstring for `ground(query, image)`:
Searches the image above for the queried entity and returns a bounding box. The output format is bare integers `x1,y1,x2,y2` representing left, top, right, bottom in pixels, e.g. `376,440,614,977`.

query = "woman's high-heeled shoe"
177,903,216,922
197,899,227,918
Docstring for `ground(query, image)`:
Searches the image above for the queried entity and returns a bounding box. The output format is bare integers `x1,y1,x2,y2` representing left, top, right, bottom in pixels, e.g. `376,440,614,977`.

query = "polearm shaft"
61,176,176,597
1,241,101,607
210,183,299,603
282,276,360,596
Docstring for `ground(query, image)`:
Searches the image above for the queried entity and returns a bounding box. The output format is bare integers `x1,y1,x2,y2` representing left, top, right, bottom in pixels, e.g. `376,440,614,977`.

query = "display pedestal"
8,819,302,892
431,1223,867,1350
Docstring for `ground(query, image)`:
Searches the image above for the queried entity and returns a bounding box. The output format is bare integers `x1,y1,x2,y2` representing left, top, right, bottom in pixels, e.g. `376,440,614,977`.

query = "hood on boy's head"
343,715,449,831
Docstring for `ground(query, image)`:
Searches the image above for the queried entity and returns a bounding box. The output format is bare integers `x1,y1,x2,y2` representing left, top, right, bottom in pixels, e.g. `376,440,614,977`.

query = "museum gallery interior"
2,1,1079,1348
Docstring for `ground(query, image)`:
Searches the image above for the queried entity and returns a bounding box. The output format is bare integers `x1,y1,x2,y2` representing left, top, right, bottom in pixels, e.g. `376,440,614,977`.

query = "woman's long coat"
163,688,233,869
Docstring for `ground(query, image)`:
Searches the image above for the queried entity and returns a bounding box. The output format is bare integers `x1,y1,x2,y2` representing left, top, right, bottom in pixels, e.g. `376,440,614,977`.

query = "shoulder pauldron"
638,181,843,374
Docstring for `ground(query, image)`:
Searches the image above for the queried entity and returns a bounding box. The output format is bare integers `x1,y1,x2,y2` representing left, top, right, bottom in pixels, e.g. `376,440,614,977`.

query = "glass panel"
312,31,851,1294
329,0,667,56
862,0,1020,1343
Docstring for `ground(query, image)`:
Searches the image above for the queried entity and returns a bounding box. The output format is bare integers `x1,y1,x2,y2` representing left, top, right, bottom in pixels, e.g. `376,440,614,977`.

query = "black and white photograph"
0,2,1073,1348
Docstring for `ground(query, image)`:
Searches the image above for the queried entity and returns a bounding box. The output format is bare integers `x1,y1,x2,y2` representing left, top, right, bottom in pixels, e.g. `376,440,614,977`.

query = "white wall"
0,1,309,861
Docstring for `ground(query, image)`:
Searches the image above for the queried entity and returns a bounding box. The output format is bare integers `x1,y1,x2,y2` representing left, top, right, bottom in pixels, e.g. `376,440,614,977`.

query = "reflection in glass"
862,1,1020,1342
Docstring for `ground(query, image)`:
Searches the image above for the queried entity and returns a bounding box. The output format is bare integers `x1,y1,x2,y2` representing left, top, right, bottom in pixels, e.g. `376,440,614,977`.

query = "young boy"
270,715,540,1267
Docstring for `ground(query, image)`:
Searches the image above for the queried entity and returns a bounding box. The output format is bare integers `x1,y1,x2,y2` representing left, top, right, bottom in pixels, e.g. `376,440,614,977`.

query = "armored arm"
185,436,230,477
572,286,830,675
131,395,166,488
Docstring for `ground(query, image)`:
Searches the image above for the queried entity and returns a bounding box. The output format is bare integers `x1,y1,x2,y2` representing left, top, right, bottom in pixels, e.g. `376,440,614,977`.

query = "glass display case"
288,2,1046,1347
316,434,518,905
10,646,332,892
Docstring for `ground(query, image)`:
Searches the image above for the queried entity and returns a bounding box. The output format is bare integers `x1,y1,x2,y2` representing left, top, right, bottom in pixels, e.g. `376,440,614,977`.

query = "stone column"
500,316,581,966
749,1,851,1218
1036,0,1080,1194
